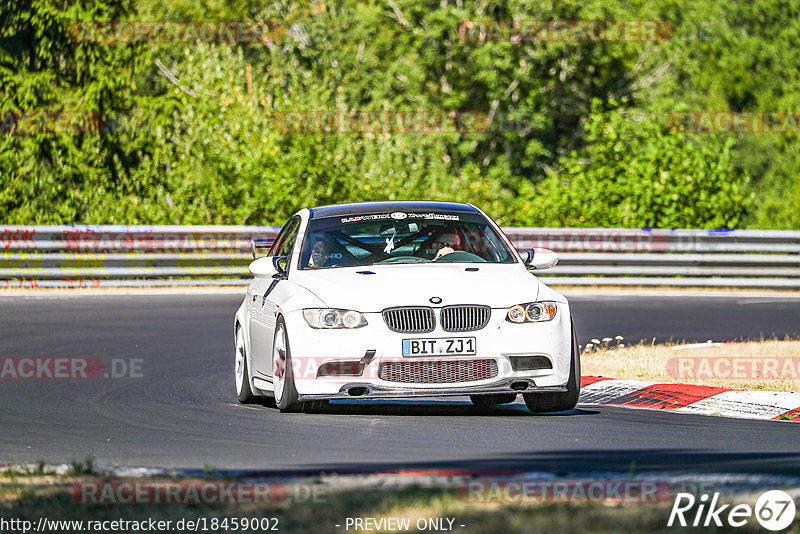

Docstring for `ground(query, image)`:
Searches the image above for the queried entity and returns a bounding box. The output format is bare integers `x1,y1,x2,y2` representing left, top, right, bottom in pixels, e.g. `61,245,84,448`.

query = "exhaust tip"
510,381,529,391
347,386,369,397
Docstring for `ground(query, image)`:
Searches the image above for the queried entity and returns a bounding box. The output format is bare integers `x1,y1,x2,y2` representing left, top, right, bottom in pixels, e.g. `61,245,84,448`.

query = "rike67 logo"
668,490,796,531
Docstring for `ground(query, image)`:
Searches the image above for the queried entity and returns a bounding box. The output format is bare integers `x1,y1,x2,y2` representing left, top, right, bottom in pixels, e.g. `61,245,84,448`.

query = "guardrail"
2,226,799,288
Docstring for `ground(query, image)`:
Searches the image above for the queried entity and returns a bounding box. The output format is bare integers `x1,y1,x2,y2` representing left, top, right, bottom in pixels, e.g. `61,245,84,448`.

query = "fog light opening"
508,355,553,372
347,386,369,397
510,381,529,391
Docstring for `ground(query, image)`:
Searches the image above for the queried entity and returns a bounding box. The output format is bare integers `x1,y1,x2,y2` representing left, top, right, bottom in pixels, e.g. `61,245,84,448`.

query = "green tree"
521,100,751,228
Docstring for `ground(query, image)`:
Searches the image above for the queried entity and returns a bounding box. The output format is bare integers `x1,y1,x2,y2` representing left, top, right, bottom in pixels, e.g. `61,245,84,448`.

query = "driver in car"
432,229,463,261
308,237,332,267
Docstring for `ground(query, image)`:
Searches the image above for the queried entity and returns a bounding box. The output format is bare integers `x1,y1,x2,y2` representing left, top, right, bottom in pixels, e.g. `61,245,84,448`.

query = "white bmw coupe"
234,201,580,413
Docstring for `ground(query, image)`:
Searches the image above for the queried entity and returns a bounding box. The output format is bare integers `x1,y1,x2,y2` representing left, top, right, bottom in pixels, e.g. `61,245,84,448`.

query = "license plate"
402,337,476,356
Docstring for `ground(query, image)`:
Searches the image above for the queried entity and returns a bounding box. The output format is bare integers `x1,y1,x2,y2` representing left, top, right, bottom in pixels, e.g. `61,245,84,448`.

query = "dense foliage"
2,0,797,228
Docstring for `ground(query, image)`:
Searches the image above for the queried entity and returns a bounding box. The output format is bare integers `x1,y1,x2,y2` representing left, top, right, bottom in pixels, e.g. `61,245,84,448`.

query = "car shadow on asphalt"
247,450,800,479
307,401,600,417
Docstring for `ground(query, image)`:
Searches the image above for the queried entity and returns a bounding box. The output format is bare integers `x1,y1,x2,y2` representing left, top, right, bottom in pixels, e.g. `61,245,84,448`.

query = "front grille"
440,305,491,332
382,307,435,333
379,359,498,383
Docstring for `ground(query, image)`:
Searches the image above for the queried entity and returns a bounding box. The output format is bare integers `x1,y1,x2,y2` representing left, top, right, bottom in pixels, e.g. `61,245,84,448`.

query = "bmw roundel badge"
429,297,442,304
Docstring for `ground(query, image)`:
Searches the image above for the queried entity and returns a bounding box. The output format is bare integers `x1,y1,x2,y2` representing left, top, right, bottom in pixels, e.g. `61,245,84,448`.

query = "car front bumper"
282,302,573,399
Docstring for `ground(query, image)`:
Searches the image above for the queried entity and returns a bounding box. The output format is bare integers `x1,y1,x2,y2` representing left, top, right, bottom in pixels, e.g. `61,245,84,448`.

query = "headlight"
303,309,368,329
506,302,557,323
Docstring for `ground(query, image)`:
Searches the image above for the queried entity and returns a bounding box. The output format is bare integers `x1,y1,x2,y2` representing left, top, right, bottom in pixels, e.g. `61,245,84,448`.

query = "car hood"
292,263,545,312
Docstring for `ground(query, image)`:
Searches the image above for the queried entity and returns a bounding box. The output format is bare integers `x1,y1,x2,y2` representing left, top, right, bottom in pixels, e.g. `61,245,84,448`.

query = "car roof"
308,201,480,219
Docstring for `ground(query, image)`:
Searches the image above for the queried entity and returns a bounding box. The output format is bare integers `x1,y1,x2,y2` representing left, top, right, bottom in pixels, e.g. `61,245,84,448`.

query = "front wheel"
523,319,581,413
235,326,257,404
273,317,303,412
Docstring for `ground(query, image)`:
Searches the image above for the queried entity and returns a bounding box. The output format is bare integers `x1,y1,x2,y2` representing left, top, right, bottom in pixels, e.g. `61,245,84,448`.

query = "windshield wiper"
374,258,431,264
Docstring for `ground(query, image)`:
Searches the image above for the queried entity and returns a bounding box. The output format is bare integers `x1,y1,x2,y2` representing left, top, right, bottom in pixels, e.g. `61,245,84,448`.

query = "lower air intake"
378,359,498,384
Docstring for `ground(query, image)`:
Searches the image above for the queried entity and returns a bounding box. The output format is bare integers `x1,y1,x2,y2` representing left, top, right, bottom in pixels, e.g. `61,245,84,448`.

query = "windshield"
299,211,517,269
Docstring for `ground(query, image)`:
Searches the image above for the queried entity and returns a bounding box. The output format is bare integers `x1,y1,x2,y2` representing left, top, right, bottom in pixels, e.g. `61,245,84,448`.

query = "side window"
271,216,301,258
268,220,291,256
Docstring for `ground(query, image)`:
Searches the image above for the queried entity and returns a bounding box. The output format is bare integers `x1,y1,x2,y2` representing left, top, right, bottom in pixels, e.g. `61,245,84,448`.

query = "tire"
235,325,258,404
470,394,518,407
523,318,581,413
273,317,303,412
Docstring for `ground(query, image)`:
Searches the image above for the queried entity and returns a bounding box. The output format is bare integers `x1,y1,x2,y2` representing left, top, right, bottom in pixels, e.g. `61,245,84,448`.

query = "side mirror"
251,238,272,259
522,248,559,270
248,256,289,277
248,257,277,278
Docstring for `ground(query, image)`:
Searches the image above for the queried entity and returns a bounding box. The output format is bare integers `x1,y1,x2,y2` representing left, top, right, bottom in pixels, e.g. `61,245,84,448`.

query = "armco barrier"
0,225,278,288
1,226,799,288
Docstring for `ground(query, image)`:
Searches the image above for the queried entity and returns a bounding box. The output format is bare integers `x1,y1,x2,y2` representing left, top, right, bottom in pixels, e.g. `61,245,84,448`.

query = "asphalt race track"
1,292,799,475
